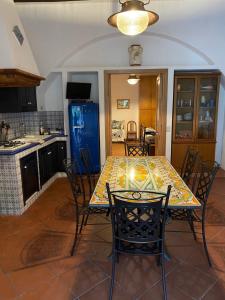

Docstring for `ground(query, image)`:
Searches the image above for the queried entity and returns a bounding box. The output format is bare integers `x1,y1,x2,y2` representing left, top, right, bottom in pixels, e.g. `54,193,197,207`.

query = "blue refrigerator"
69,102,100,173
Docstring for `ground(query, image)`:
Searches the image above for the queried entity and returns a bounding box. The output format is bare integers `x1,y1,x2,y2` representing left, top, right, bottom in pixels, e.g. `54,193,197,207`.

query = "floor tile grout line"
134,261,180,300
179,260,219,281
199,278,219,300
75,276,110,298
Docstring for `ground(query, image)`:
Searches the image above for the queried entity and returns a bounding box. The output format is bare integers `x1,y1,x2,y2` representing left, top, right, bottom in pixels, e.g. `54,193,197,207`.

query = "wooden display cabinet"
171,70,220,172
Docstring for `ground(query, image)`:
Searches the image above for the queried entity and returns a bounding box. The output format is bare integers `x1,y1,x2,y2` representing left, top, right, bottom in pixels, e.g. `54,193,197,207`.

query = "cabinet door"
171,143,196,173
20,152,39,204
196,76,219,142
197,143,216,162
38,147,48,186
173,77,196,143
0,88,20,113
19,87,37,112
38,144,58,187
47,143,58,177
56,141,67,172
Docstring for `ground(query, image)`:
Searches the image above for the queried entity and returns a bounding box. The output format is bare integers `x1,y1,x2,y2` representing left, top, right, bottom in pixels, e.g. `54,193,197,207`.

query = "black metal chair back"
80,148,96,196
63,158,87,208
106,183,171,300
181,147,199,187
126,143,148,156
106,184,171,247
194,160,219,207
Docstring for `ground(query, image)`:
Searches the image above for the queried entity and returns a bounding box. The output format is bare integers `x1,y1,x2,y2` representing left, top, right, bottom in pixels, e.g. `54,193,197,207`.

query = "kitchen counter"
0,133,67,155
0,134,67,215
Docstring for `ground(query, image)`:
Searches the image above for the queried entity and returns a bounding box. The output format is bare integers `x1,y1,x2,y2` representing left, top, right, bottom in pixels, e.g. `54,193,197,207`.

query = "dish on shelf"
201,85,214,90
176,115,183,121
183,112,192,121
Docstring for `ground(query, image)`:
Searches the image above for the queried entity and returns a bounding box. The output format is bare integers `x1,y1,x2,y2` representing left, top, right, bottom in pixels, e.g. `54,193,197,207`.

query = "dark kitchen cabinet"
56,141,67,171
38,143,57,187
0,87,37,113
38,141,67,187
20,152,39,204
19,87,37,112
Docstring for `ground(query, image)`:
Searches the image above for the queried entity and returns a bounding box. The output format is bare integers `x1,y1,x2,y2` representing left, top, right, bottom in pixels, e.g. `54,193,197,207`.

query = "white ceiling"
15,0,225,74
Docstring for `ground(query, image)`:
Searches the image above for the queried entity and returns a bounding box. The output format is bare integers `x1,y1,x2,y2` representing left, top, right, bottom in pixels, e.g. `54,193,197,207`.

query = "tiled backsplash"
0,111,64,140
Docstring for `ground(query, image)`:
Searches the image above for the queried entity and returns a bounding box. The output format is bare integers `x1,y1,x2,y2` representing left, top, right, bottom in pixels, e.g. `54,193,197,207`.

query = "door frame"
104,69,168,157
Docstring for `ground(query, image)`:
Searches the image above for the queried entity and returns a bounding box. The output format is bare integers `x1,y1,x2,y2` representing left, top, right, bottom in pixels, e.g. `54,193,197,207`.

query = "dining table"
89,156,201,209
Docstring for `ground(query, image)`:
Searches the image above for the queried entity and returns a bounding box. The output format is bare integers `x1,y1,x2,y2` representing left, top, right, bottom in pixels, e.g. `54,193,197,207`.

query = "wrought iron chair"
106,183,172,300
126,143,149,156
80,147,97,196
169,160,219,266
80,147,109,219
63,159,89,254
64,158,108,254
180,147,199,188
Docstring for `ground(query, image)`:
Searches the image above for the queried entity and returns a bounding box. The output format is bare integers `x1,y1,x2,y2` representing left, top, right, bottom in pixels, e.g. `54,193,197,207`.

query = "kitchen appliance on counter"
69,102,100,173
0,140,27,150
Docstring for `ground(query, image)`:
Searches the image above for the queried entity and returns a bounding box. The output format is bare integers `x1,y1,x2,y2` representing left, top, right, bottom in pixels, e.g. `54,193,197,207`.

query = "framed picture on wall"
117,99,130,109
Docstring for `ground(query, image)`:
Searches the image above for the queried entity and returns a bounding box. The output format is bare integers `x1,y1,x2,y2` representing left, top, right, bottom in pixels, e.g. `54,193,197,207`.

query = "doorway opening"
104,69,168,157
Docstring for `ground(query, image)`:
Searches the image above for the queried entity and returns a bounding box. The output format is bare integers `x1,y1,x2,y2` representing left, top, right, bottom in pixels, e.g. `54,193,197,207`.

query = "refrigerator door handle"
73,125,84,129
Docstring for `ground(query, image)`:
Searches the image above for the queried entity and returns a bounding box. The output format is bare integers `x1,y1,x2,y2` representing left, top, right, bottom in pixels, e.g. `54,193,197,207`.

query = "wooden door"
139,76,157,128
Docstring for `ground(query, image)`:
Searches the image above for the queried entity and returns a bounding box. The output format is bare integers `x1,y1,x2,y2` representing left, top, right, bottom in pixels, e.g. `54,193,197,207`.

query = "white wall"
15,0,225,165
0,0,39,74
36,72,63,111
111,74,139,138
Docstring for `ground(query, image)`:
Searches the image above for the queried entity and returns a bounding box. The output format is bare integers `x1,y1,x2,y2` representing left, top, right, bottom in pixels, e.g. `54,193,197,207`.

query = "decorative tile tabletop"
90,156,201,209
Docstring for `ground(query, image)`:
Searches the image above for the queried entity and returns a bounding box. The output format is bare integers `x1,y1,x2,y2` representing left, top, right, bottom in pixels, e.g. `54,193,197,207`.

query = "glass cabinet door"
197,77,218,140
174,78,195,141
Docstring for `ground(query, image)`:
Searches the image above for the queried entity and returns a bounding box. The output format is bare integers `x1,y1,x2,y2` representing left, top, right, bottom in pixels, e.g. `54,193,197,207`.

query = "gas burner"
3,141,26,148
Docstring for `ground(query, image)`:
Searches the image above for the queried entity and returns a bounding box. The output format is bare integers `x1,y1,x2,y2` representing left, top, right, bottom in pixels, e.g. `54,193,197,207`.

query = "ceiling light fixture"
108,0,159,36
127,74,140,85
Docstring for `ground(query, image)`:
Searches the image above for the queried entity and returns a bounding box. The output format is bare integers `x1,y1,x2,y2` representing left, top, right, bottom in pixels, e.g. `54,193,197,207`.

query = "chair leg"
71,214,79,256
84,212,90,226
79,215,85,234
187,210,197,241
109,250,116,300
202,218,212,267
161,253,168,300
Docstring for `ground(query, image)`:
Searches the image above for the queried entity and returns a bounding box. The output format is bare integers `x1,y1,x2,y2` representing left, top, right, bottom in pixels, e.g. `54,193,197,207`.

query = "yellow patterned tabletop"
90,156,201,209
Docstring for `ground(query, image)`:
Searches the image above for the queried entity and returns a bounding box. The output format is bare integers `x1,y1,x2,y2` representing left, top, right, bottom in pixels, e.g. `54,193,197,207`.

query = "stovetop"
0,140,30,151
0,141,26,148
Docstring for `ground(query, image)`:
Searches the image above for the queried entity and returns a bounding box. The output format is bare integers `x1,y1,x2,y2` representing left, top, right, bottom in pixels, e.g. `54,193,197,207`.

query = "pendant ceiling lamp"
127,74,140,85
108,0,159,36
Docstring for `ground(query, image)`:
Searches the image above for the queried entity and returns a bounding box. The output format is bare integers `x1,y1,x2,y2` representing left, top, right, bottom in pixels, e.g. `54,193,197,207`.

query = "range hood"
0,69,44,87
0,0,44,87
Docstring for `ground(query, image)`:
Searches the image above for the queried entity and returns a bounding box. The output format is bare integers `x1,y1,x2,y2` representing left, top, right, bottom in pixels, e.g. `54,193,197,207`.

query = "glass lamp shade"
117,10,149,36
127,75,140,85
108,0,159,36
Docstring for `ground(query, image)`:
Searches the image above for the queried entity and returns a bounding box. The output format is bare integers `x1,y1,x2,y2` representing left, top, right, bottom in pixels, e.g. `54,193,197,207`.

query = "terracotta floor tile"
46,255,88,276
95,226,112,243
1,177,225,299
8,264,54,296
139,277,193,300
79,278,133,300
17,276,74,300
0,271,17,300
112,256,163,298
168,262,217,299
60,260,108,298
203,280,225,300
211,178,225,196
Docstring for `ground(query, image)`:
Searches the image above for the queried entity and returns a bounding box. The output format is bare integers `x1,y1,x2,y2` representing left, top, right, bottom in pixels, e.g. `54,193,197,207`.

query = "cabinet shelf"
177,90,194,93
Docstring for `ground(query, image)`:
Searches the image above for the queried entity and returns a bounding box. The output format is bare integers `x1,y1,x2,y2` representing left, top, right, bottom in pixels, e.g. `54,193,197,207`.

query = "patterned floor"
0,171,225,299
